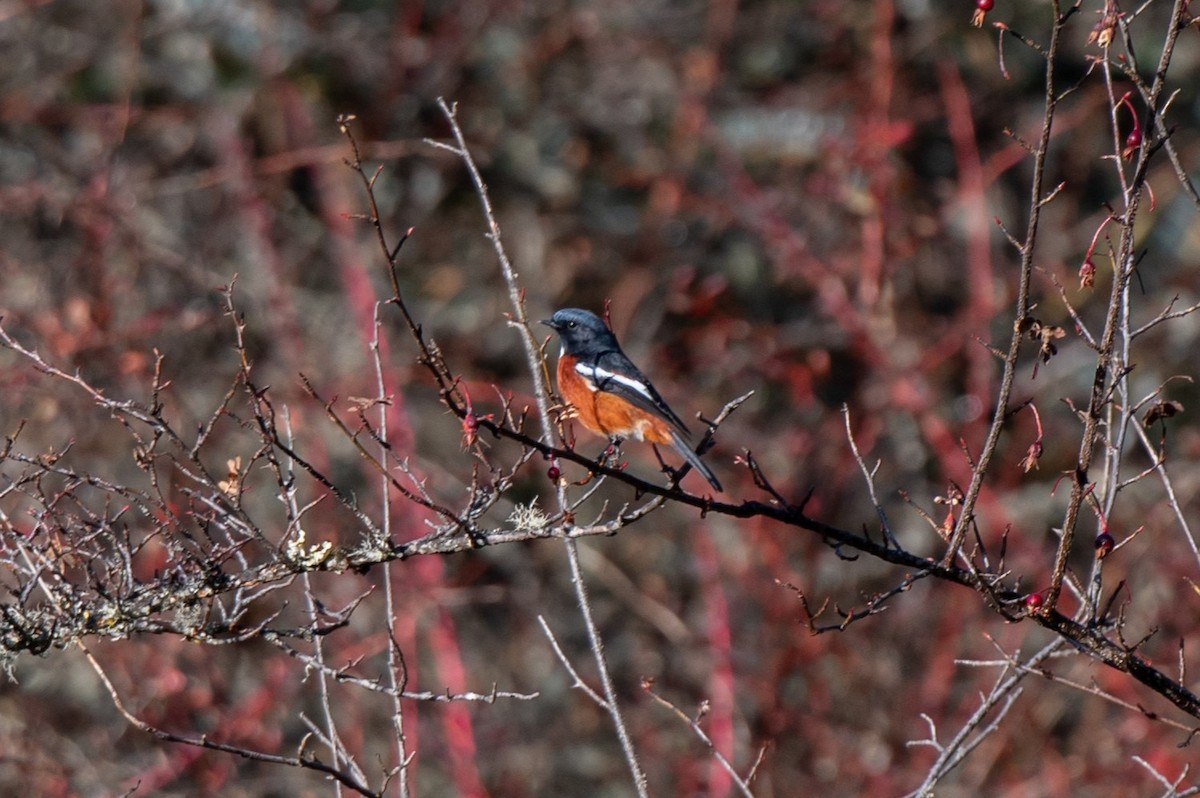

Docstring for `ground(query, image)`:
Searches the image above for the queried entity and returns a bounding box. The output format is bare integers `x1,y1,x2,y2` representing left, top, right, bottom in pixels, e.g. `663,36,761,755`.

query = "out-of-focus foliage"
1,1,1198,795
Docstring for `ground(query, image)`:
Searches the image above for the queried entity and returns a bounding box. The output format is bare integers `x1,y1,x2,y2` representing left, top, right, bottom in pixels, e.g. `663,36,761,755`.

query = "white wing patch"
574,361,655,402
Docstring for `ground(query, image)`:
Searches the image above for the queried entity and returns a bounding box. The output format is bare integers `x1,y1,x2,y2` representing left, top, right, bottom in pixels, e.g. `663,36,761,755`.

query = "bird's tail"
669,429,722,493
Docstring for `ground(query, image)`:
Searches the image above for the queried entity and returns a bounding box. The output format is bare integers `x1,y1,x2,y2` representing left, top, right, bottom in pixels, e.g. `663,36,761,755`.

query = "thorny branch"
0,3,1198,791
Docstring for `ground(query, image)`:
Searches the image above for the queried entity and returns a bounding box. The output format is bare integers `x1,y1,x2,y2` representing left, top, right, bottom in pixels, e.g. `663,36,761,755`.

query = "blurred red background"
1,1,1198,795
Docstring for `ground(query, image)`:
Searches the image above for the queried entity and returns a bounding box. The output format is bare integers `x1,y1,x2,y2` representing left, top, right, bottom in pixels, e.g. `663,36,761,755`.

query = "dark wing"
575,348,692,437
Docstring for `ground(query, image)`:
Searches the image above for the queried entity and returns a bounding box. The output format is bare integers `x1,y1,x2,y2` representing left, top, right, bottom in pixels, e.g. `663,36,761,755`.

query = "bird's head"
541,308,617,355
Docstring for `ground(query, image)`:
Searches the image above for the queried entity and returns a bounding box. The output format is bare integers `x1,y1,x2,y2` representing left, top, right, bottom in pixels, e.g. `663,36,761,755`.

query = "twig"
945,0,1067,568
371,302,412,798
643,682,756,797
843,404,898,548
537,615,607,708
82,645,382,797
430,97,647,796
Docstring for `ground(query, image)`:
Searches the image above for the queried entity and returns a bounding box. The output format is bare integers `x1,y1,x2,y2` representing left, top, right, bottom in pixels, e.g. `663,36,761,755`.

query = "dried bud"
971,0,993,27
1079,258,1096,289
1037,324,1066,364
1094,532,1115,559
1019,441,1043,473
940,508,955,540
1090,7,1121,48
218,456,243,498
1143,400,1183,427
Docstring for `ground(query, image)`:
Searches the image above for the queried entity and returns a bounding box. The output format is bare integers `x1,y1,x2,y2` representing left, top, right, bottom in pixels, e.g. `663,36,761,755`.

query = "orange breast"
557,357,672,444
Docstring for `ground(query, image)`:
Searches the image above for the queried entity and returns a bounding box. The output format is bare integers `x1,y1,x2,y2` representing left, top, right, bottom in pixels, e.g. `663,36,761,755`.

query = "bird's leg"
600,436,626,471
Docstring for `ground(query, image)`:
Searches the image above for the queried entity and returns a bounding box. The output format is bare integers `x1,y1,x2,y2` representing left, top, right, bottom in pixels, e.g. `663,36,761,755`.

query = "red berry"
1122,129,1142,160
1025,592,1044,611
977,0,994,9
547,465,562,482
1094,532,1115,558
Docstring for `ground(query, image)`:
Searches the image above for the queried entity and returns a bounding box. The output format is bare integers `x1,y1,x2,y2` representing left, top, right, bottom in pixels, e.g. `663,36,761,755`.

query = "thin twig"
644,683,756,797
431,97,648,796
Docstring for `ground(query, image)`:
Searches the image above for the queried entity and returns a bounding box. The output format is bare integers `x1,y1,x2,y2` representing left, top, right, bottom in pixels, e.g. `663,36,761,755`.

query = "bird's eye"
567,321,576,328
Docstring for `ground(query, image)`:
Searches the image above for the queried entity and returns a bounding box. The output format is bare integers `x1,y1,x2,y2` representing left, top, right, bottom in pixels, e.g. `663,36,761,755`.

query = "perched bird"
541,308,722,492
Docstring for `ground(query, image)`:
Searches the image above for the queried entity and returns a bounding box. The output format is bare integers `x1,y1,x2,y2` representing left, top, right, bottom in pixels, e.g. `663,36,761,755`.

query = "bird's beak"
540,318,557,330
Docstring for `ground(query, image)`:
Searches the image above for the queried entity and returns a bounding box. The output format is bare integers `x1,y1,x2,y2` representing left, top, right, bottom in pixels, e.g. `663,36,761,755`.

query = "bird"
541,307,722,492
